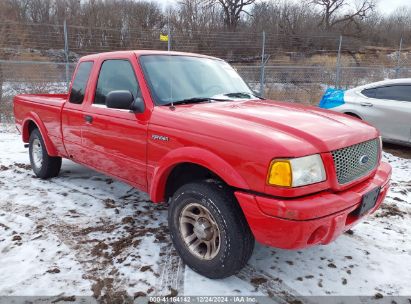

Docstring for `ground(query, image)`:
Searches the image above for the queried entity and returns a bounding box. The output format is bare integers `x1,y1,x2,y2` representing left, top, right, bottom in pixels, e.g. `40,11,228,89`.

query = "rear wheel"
168,181,254,279
29,129,62,179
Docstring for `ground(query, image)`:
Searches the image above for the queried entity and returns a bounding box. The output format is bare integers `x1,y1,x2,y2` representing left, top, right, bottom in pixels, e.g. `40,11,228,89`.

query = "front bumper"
235,161,392,249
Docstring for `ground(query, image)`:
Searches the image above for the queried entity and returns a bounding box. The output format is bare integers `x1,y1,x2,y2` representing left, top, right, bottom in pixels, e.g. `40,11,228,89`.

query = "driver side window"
94,59,140,106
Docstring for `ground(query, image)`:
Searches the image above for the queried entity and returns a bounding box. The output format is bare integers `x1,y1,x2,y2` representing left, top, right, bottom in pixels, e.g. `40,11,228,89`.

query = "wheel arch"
22,114,58,156
149,147,250,203
343,111,363,120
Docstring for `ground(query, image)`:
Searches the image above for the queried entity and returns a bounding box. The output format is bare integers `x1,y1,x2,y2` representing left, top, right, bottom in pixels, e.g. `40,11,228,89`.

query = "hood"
153,99,379,157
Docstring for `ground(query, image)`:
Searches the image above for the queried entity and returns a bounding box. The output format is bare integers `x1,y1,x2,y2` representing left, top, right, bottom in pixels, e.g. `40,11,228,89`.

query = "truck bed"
14,93,68,156
14,94,68,107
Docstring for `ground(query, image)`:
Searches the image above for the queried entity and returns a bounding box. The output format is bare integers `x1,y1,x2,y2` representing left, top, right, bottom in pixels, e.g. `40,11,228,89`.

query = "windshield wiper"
223,92,265,100
162,97,230,106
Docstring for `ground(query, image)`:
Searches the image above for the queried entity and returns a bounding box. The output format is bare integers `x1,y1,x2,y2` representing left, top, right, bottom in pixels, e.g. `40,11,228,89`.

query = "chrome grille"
332,138,380,185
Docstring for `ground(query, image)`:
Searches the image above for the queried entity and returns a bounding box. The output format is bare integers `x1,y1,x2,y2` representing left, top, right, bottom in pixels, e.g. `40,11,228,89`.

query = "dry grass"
265,48,411,68
0,99,13,123
304,55,338,67
265,84,324,105
5,64,61,83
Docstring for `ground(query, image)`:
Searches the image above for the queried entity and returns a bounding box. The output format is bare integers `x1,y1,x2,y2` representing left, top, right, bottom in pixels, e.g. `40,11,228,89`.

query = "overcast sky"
377,0,410,14
152,0,411,16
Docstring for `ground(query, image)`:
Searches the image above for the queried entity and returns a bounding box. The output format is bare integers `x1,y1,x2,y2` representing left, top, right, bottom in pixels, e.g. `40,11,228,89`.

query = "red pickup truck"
14,51,391,279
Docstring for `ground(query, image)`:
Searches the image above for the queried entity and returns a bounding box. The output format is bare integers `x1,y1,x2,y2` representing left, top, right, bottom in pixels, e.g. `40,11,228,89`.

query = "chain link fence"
0,60,76,125
1,21,411,125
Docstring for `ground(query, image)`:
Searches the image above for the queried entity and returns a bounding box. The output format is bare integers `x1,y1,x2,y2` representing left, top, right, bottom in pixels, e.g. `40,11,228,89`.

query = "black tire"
29,128,62,179
168,181,255,279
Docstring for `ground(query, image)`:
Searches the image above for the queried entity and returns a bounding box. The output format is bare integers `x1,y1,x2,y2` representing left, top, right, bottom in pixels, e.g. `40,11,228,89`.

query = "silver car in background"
321,79,411,146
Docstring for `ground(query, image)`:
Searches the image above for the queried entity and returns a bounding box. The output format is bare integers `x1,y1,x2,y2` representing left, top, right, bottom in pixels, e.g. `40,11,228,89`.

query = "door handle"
360,102,373,107
84,115,93,123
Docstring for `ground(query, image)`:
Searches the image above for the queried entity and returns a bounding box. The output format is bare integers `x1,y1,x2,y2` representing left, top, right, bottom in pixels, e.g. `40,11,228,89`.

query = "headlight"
268,154,326,187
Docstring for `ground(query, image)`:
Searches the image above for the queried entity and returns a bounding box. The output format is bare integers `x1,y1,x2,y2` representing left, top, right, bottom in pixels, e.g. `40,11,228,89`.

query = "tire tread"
29,129,62,179
168,180,254,279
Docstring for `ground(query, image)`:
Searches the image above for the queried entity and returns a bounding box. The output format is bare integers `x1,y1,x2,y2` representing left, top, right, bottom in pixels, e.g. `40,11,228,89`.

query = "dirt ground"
383,143,411,159
0,128,410,301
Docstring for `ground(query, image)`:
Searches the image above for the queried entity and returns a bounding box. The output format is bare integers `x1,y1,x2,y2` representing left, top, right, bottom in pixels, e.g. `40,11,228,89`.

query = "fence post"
168,24,171,51
63,20,70,90
167,12,171,51
260,31,266,97
0,61,3,104
335,35,342,88
396,37,403,78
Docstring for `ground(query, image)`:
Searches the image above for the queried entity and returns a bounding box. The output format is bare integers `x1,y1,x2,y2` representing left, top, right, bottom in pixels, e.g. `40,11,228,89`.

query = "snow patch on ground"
0,212,91,296
2,82,67,98
0,128,410,300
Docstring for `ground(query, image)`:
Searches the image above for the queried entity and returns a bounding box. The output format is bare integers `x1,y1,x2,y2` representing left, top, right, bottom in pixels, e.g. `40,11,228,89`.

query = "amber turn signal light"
267,160,292,187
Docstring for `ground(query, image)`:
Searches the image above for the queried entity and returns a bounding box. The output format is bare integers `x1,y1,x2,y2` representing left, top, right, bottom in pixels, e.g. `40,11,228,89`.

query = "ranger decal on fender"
152,134,169,141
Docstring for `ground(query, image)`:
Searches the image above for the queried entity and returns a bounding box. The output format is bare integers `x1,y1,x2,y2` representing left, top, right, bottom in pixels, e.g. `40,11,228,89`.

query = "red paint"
13,50,392,249
235,162,391,249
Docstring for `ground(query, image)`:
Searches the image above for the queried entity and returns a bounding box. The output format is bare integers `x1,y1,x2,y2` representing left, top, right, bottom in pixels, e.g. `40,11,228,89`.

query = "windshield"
139,55,253,106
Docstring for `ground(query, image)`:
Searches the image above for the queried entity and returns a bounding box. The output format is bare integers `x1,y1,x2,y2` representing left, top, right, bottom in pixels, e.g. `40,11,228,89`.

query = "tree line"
0,0,409,47
0,0,410,111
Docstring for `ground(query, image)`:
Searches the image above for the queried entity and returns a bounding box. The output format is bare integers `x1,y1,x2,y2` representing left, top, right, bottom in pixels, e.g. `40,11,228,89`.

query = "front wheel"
29,129,62,179
168,181,254,279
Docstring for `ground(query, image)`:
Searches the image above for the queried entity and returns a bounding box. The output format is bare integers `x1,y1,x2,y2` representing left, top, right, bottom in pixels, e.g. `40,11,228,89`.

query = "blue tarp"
319,88,345,109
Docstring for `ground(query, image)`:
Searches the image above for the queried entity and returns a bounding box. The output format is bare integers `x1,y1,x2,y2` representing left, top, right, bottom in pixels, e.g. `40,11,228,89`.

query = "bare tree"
125,1,164,30
0,0,409,66
26,0,53,23
174,0,222,33
205,0,257,30
309,0,375,31
251,2,320,36
0,58,3,106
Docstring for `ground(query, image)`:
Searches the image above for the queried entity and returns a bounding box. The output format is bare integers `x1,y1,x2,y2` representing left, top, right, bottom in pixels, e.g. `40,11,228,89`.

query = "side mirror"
130,97,145,113
106,90,134,110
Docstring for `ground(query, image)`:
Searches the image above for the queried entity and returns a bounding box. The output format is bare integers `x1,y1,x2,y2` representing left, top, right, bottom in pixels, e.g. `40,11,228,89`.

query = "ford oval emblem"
359,155,369,165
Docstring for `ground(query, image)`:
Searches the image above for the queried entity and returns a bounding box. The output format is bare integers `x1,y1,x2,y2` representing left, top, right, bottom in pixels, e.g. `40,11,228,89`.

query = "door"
358,85,411,143
81,58,148,190
62,61,94,158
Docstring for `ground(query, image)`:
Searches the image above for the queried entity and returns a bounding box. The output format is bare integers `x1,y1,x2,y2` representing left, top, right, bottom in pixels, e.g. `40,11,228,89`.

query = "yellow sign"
160,34,169,42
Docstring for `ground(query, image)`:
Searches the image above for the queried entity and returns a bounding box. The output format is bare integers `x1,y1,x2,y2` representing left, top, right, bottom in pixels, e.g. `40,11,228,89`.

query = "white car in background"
320,79,411,146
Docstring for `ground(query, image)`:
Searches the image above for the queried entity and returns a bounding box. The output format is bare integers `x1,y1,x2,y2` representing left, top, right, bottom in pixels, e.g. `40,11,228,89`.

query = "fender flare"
21,113,59,156
149,147,250,203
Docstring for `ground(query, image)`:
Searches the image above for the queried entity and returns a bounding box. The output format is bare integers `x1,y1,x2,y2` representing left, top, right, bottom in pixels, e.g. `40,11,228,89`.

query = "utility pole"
63,20,70,90
167,12,171,51
260,31,266,97
335,35,342,89
396,37,403,78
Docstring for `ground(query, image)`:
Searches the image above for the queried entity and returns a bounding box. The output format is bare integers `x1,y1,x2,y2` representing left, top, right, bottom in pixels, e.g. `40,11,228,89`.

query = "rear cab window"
69,61,93,104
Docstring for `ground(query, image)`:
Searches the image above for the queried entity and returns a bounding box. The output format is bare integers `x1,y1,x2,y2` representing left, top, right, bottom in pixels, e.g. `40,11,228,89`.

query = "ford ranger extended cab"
14,51,392,279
